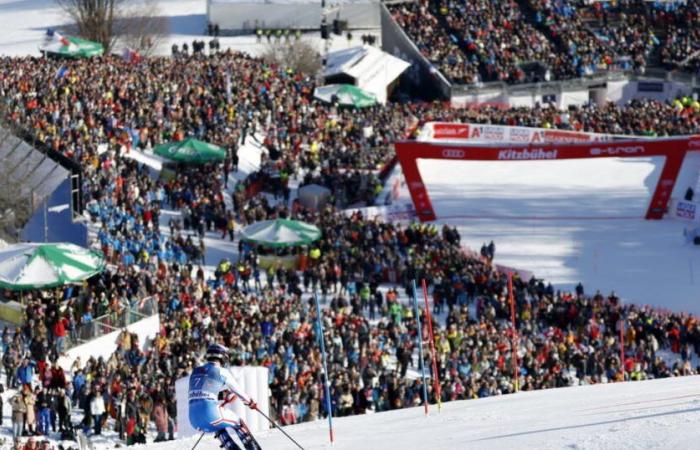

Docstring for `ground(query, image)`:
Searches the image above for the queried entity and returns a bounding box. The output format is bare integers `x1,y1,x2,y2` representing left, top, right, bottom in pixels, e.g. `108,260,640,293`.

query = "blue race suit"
188,363,251,433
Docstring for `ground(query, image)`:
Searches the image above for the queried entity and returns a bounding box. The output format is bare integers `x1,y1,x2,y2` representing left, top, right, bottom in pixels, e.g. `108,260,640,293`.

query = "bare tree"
262,39,322,75
116,0,169,56
56,0,124,52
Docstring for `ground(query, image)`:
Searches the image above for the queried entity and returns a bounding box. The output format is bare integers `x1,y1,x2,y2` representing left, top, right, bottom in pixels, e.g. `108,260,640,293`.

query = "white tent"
323,45,410,103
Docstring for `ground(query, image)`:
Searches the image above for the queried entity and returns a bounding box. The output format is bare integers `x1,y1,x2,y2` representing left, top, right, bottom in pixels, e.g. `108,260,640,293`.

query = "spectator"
89,386,106,435
11,392,26,439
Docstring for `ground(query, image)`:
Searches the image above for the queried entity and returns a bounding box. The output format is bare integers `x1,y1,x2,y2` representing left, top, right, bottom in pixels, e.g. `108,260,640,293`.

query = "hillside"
142,376,700,450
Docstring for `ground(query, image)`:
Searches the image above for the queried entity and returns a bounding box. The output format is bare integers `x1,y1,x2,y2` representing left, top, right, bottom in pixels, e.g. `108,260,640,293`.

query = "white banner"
669,199,700,223
344,202,417,222
417,122,643,144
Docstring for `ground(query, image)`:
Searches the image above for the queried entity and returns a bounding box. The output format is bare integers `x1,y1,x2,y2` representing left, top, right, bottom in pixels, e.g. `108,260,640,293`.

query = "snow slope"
415,157,700,315
137,376,700,450
0,0,379,58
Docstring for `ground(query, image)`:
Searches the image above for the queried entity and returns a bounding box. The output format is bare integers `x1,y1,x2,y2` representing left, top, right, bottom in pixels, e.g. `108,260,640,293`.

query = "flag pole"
411,279,429,416
314,290,335,444
507,272,519,392
421,279,442,412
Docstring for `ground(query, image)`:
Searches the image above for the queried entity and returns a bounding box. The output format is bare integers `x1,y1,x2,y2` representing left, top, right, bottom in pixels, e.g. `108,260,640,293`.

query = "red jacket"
53,318,68,338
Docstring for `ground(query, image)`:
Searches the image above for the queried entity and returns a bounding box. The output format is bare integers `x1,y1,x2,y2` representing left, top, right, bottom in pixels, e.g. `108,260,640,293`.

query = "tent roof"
40,35,104,58
240,219,321,247
323,45,410,104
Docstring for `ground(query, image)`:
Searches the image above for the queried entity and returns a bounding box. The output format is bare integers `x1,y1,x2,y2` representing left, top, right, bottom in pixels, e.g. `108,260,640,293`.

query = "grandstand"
382,0,700,105
0,125,85,245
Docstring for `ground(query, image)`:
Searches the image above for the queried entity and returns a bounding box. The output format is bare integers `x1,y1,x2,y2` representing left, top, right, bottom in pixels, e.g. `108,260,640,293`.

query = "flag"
122,126,140,148
46,29,71,47
54,66,69,79
225,70,232,103
122,47,141,64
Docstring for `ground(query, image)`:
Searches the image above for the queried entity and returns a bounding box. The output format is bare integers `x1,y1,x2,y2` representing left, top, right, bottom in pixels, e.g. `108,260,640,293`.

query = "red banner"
431,123,470,140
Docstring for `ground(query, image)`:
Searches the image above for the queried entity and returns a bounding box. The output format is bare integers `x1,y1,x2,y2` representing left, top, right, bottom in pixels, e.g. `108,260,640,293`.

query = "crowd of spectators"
0,44,700,448
3,205,700,447
433,0,565,83
388,0,480,84
388,0,700,85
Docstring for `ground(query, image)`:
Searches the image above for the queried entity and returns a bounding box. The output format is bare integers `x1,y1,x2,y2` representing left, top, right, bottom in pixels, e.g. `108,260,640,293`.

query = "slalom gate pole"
253,408,305,450
314,290,335,444
507,272,519,392
411,279,429,416
619,314,625,379
421,279,442,412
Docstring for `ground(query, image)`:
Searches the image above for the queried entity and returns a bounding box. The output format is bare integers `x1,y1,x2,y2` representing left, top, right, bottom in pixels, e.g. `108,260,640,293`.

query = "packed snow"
415,157,700,315
132,376,700,450
0,0,379,58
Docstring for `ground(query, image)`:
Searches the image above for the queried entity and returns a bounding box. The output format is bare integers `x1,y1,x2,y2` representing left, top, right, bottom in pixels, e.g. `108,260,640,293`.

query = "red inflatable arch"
395,136,700,222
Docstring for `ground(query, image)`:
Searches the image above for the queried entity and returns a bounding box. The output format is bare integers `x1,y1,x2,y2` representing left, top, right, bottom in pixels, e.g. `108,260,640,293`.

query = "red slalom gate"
421,279,442,411
395,136,700,222
507,272,519,392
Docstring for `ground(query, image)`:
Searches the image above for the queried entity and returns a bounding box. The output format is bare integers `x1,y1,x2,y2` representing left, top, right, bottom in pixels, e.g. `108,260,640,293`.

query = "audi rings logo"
442,149,465,158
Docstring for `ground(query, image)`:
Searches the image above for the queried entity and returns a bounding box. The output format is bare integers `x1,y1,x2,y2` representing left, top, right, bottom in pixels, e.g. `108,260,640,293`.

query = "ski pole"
191,431,206,450
252,407,305,450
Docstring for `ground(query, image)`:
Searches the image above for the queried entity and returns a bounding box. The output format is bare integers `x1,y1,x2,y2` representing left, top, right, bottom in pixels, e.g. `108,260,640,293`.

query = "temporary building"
322,45,410,103
297,184,332,210
207,0,380,33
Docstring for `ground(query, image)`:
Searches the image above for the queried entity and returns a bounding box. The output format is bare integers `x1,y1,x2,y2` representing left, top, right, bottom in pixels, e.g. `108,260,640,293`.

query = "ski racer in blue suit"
189,343,260,450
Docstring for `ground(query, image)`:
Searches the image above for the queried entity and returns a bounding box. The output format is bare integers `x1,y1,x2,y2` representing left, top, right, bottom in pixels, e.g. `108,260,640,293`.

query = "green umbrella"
41,36,104,59
0,243,105,290
241,219,322,248
154,138,227,164
314,84,377,108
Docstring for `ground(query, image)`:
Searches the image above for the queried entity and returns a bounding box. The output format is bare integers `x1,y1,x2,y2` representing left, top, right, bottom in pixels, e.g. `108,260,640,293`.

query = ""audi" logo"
442,149,466,158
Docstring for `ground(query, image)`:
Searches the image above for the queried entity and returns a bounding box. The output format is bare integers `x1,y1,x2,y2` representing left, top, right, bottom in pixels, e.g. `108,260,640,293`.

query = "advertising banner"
344,202,417,222
670,199,700,222
418,122,639,144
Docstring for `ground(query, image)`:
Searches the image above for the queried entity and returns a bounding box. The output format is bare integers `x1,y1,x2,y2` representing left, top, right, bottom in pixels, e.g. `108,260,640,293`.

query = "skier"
189,343,261,450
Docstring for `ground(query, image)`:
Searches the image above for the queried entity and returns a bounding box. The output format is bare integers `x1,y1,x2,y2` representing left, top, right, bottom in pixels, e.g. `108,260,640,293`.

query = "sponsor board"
422,122,620,144
540,129,600,143
432,123,469,139
590,146,646,156
674,200,698,221
344,202,417,222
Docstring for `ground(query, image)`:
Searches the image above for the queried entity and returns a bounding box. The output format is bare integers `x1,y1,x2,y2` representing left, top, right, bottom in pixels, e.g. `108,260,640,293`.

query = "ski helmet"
206,343,229,363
